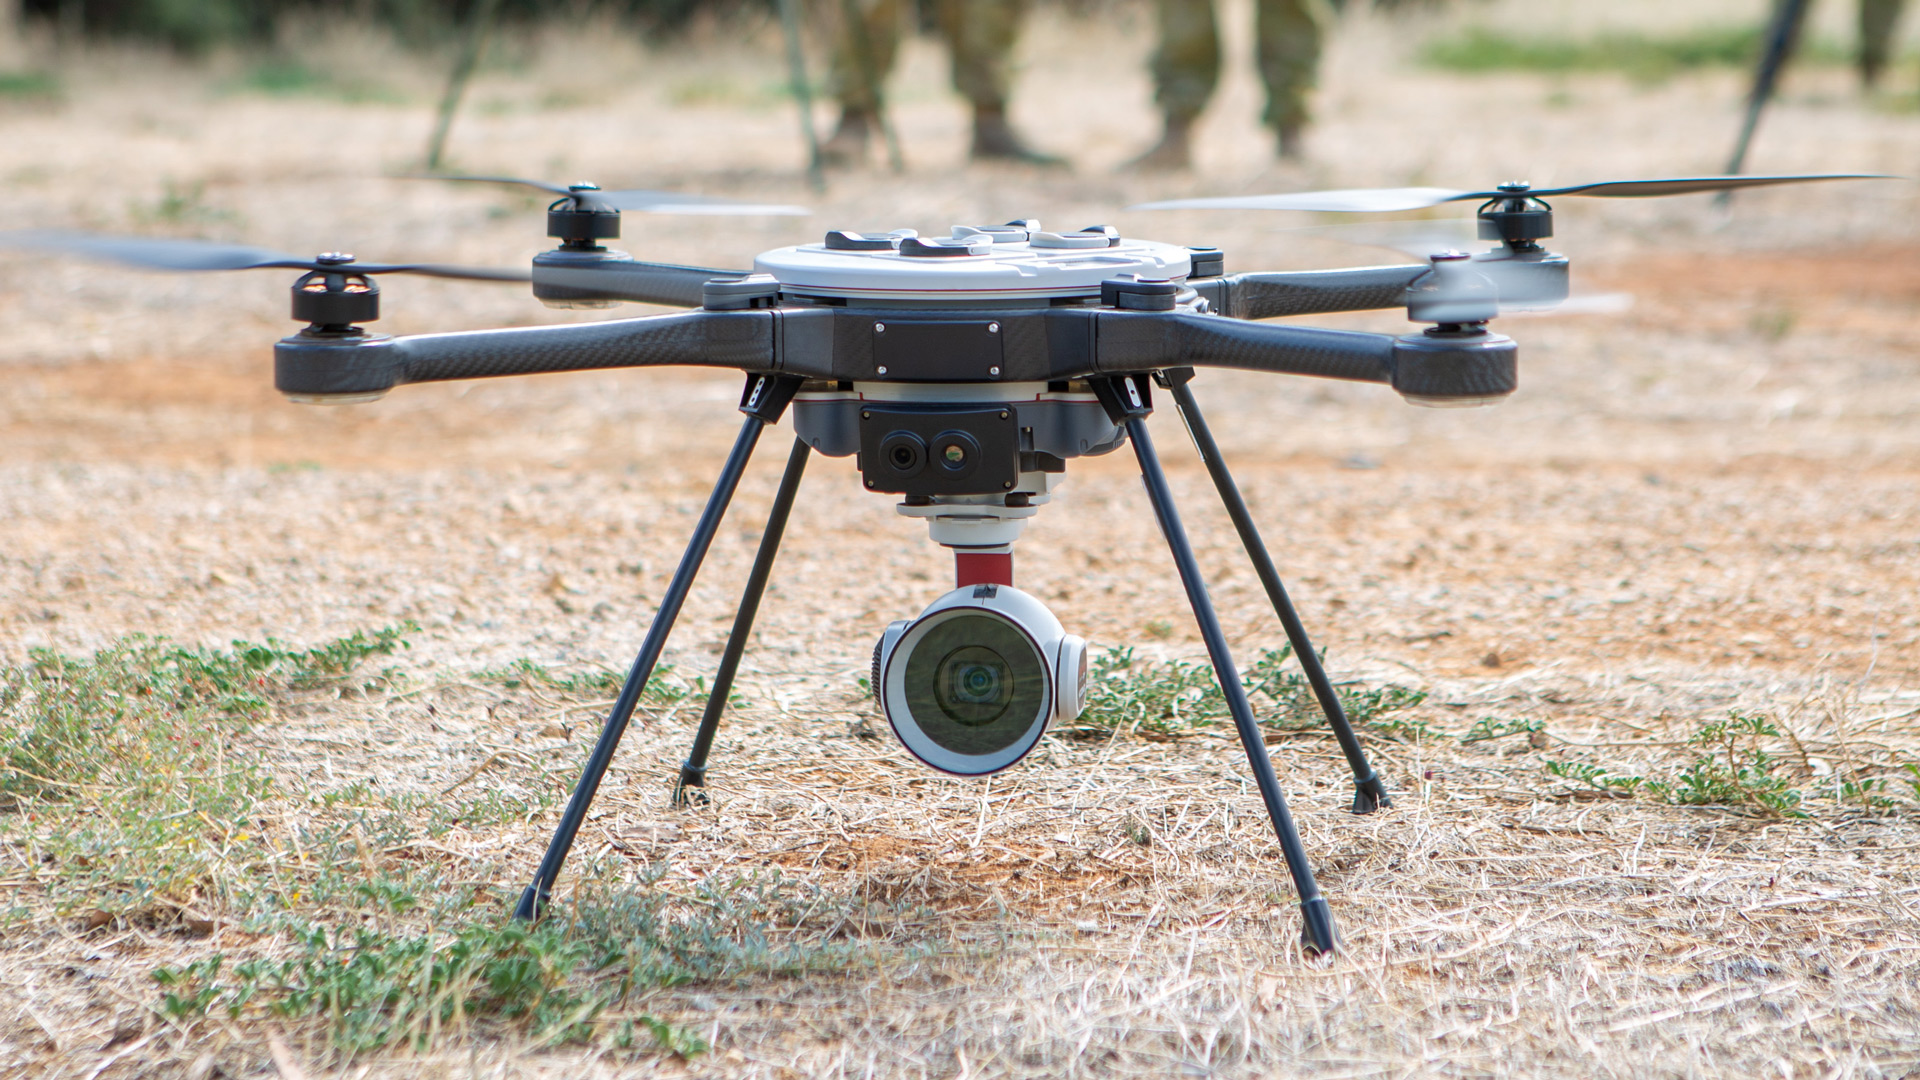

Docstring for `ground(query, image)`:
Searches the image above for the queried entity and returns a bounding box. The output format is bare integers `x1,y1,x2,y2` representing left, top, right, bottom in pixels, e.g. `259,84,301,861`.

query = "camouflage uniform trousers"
1859,0,1908,87
828,0,1026,114
1150,0,1333,132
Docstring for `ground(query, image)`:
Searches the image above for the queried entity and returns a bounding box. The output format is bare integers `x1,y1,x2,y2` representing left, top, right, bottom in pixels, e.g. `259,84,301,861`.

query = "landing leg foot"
1352,774,1392,815
1300,896,1339,956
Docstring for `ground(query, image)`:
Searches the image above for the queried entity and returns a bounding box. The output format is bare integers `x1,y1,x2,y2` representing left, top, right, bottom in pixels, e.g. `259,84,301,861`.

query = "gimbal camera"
5,170,1893,955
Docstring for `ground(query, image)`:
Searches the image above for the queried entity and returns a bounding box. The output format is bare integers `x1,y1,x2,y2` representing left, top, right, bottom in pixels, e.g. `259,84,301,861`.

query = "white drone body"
754,224,1196,303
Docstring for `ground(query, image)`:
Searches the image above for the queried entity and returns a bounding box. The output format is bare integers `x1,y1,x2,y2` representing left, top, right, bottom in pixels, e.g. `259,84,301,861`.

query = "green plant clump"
1546,712,1811,817
151,869,900,1055
476,658,693,704
0,625,412,915
1077,646,1429,740
1420,25,1845,82
1647,711,1805,816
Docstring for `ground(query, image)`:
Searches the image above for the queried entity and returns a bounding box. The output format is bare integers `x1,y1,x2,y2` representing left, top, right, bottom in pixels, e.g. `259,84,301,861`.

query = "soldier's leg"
1255,0,1332,159
939,0,1063,164
824,0,904,165
1127,0,1222,170
1859,0,1907,89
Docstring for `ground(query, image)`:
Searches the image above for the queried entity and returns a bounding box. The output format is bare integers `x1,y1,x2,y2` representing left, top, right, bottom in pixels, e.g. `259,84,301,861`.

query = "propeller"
426,174,810,216
0,230,531,281
1130,172,1897,214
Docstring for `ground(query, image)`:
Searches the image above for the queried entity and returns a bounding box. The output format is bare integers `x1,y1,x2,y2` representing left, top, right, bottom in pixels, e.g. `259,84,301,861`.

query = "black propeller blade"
426,174,809,216
1129,172,1897,214
0,230,531,281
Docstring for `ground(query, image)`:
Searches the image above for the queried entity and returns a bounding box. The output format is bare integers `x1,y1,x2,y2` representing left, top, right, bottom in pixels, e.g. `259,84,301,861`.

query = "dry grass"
3,0,1920,1076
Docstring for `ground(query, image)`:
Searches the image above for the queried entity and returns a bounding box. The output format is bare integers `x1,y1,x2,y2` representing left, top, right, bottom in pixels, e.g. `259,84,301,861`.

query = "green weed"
222,59,405,104
155,921,616,1053
155,956,227,1020
1646,712,1805,816
1464,715,1545,745
150,869,893,1055
1546,712,1811,816
1545,759,1644,794
1079,647,1224,738
0,71,60,100
477,658,690,704
0,626,412,916
1242,645,1432,740
1076,646,1429,740
1423,26,1852,83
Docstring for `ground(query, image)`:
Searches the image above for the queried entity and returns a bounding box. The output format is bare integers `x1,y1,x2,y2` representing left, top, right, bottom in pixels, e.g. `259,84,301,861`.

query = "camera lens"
878,431,926,478
898,613,1046,760
930,431,980,477
938,645,1010,718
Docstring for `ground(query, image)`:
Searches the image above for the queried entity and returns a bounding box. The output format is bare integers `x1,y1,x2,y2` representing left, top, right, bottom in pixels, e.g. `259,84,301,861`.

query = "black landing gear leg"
1094,375,1339,955
514,375,803,922
1160,369,1391,815
672,436,811,807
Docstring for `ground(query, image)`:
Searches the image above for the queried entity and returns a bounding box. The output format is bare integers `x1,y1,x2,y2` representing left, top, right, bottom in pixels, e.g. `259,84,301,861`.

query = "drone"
4,169,1893,955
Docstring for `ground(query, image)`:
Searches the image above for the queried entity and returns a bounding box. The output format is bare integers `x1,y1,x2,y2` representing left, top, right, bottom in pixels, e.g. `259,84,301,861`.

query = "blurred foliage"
18,0,781,53
1425,24,1852,82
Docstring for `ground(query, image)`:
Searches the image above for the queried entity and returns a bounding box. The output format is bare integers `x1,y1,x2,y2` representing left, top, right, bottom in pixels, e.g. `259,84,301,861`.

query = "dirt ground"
2,0,1920,1076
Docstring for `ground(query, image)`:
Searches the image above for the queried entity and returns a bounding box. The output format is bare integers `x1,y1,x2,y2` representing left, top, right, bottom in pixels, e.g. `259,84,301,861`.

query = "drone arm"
1199,265,1426,320
1093,311,1392,384
393,310,771,383
530,258,749,308
1090,311,1518,403
275,309,777,400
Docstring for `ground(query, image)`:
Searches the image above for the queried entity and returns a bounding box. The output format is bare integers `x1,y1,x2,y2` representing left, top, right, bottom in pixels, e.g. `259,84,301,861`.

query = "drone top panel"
755,224,1194,303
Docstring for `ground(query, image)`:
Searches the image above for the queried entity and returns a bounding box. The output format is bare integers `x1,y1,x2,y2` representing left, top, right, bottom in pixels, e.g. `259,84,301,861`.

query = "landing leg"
514,375,802,921
1161,369,1390,814
673,437,811,807
1098,375,1338,955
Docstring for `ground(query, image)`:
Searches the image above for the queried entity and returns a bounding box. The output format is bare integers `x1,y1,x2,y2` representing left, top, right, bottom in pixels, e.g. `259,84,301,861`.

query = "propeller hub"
1496,181,1532,194
315,252,356,266
567,183,601,193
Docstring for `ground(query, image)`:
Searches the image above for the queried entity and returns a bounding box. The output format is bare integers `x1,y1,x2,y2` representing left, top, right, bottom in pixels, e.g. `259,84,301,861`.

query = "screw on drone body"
988,322,1000,333
877,366,889,376
990,367,1002,377
874,322,886,333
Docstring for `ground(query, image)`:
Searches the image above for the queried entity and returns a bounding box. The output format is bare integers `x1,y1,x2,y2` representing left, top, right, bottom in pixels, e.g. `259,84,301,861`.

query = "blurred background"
0,0,1915,675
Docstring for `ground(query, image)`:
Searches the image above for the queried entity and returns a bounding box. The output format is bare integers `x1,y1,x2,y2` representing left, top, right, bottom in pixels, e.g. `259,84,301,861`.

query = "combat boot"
1124,114,1195,172
970,106,1065,167
1276,120,1306,162
821,108,874,168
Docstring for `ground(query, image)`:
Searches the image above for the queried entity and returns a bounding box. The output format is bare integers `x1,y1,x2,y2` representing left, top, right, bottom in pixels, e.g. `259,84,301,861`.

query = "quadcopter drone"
5,170,1892,954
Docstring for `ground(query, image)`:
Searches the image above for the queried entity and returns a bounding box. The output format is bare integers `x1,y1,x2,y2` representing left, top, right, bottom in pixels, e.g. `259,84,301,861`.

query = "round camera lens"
899,613,1046,758
940,646,1009,717
878,431,926,478
931,431,980,477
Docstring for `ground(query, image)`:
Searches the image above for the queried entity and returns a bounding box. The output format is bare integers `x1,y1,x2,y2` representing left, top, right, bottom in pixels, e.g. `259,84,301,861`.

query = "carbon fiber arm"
1193,265,1425,320
275,309,776,399
530,257,746,308
1092,311,1394,383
